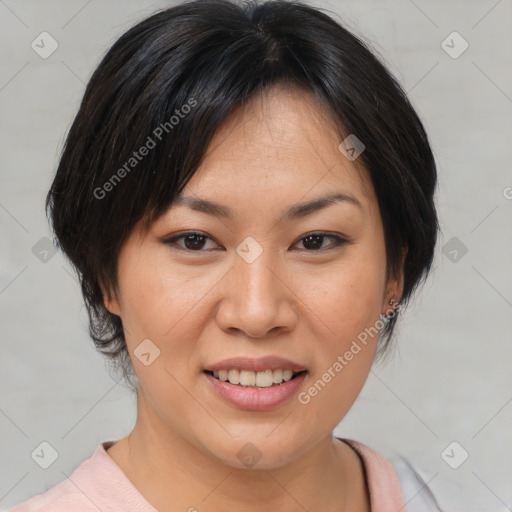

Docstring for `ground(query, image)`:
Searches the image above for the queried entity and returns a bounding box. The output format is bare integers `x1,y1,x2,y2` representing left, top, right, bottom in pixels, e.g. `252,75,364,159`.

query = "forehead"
183,85,373,205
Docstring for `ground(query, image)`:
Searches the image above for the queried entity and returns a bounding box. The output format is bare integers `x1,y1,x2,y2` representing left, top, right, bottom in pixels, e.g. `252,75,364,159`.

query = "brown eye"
294,232,348,251
163,232,220,252
162,231,349,253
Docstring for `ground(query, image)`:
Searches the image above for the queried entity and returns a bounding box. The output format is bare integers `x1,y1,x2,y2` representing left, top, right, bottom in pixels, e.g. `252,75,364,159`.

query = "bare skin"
104,84,403,511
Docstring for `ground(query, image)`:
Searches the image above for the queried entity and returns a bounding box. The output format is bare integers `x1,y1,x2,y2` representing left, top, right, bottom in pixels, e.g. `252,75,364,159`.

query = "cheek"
306,247,386,341
116,250,210,340
295,245,386,413
115,251,226,397
115,253,210,415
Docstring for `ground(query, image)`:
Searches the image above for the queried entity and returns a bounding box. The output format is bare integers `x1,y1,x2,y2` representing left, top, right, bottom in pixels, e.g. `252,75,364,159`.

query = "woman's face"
106,86,401,469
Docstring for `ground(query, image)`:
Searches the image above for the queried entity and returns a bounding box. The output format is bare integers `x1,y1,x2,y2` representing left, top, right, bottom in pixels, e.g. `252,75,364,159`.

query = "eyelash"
162,231,350,253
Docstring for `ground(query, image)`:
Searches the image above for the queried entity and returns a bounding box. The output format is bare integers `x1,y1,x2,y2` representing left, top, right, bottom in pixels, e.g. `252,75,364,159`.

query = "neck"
106,396,369,511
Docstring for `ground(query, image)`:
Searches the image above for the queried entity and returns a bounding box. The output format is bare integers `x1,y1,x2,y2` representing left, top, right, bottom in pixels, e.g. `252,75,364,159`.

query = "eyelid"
161,230,351,253
292,232,351,252
161,231,222,251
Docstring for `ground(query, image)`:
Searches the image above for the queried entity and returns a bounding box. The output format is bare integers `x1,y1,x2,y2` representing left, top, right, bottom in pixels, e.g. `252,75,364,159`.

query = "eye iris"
184,234,206,250
303,234,324,250
174,233,336,251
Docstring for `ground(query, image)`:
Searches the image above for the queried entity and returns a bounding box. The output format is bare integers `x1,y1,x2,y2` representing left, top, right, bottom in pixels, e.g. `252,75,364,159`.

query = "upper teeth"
212,369,296,387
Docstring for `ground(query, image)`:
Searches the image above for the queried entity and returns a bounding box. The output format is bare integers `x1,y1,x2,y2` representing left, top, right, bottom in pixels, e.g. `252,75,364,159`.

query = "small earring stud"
389,296,399,307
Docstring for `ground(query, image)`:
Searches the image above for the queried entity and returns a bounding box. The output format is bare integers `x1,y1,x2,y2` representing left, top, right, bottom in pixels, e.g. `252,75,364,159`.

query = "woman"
11,0,441,510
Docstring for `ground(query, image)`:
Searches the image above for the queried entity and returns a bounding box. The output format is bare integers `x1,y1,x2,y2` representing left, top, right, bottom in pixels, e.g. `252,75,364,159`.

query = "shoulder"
388,456,444,512
342,438,406,503
339,438,444,512
8,442,158,512
8,444,112,512
7,460,98,512
7,477,98,512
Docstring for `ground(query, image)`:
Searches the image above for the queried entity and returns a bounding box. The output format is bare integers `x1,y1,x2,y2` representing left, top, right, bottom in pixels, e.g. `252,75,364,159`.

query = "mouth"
203,356,308,411
204,368,308,388
203,365,308,412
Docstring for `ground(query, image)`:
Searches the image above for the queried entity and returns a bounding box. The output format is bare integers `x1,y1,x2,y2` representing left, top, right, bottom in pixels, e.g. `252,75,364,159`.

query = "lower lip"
204,371,307,411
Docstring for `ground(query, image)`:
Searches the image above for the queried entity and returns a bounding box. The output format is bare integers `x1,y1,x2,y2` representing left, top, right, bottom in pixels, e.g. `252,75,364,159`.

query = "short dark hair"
47,0,438,388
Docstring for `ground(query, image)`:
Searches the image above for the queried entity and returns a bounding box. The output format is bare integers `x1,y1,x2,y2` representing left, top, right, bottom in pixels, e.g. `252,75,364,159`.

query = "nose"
215,248,297,339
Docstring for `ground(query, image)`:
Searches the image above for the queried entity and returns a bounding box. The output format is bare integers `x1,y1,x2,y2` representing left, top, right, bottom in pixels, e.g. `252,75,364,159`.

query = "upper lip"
204,356,307,373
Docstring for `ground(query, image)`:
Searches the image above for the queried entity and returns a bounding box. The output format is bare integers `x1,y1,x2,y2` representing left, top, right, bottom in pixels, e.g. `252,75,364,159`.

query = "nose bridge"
217,237,296,337
234,240,282,311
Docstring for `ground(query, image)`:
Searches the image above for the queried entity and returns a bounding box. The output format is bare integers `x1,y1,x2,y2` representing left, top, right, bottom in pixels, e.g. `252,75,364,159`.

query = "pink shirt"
9,438,406,511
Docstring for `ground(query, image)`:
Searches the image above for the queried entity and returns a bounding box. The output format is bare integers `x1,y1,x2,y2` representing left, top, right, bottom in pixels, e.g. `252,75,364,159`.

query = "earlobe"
383,294,400,317
100,281,121,316
382,253,405,317
382,295,397,318
105,295,121,316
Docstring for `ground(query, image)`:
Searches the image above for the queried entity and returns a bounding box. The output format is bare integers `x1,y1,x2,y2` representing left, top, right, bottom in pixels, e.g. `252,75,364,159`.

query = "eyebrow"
174,192,363,221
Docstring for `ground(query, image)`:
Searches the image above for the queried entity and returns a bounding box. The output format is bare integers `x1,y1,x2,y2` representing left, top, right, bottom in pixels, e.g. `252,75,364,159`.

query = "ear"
381,249,406,317
99,279,122,316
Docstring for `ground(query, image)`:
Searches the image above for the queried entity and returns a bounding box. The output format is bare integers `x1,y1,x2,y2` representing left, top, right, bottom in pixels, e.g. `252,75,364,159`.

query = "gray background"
1,0,511,510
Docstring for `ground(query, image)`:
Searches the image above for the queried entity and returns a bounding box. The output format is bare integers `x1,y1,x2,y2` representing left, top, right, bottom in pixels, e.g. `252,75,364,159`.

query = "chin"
199,427,312,471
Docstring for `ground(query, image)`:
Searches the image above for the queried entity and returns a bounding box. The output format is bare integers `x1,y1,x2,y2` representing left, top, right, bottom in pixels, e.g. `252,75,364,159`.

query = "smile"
206,368,307,388
203,369,308,411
